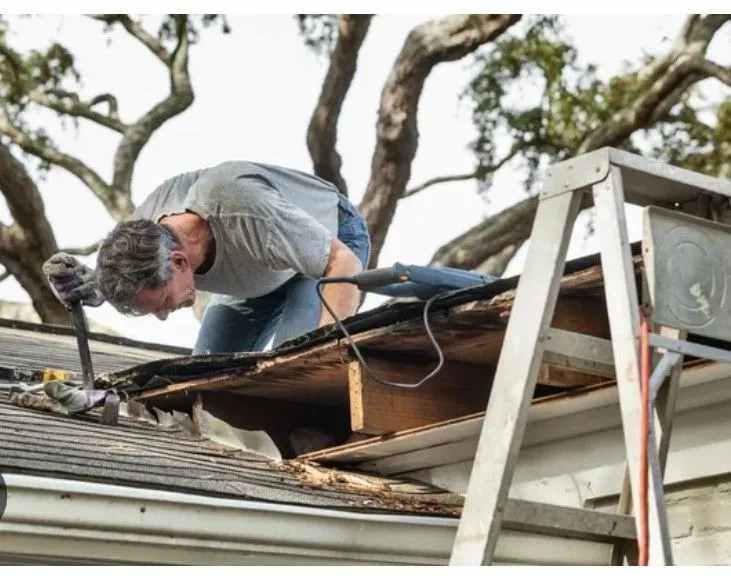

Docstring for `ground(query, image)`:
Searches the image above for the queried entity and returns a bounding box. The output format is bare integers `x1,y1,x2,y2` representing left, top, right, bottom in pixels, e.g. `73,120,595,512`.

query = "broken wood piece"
536,364,607,388
348,355,491,435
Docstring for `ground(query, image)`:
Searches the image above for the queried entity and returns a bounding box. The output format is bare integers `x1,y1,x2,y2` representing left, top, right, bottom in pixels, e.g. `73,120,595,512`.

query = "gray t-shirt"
134,161,340,298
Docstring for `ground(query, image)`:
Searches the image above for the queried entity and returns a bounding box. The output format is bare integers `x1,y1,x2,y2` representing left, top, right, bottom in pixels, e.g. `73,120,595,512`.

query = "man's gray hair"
97,220,181,315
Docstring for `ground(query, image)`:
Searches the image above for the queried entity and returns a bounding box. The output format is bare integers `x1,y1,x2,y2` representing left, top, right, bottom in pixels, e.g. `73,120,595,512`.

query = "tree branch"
0,142,56,249
89,93,120,118
403,142,522,199
0,107,131,219
357,14,521,268
578,14,730,153
402,171,479,199
648,72,704,124
0,42,23,80
0,16,197,223
2,34,126,142
28,89,126,132
430,14,730,274
694,58,731,87
0,142,68,323
90,14,172,64
430,195,538,271
307,14,372,195
111,14,194,195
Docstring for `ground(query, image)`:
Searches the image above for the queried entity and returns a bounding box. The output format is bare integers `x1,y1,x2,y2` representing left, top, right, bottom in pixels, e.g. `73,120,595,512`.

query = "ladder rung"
504,499,636,543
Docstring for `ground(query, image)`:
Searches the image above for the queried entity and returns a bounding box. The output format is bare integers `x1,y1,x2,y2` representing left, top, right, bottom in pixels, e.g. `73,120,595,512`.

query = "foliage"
653,99,731,178
0,15,226,139
464,15,726,192
295,14,338,56
0,20,80,114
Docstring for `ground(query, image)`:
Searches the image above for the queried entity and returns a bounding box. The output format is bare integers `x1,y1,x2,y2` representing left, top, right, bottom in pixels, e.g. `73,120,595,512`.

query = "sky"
0,9,729,347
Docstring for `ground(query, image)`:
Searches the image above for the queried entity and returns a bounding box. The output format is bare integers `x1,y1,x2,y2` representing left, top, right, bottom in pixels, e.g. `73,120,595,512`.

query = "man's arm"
318,237,363,327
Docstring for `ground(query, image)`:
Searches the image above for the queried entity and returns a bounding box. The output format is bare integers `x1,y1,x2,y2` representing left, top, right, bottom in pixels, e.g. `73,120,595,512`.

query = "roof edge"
0,317,190,356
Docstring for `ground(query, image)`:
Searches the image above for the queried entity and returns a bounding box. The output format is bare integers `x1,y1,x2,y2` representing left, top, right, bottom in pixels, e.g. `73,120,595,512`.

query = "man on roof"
43,161,370,354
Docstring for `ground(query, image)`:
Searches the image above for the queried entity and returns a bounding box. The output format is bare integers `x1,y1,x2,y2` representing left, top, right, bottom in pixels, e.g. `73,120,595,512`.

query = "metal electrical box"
643,206,731,340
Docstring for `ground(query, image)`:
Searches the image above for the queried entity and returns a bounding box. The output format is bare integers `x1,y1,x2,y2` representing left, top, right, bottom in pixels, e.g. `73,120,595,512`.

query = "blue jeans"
193,195,370,354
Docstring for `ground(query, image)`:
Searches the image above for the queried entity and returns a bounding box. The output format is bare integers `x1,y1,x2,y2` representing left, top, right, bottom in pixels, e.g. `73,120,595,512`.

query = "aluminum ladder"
449,148,731,565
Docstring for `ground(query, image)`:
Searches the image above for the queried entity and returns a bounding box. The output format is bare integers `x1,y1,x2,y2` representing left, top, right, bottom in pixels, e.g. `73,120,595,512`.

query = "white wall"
406,378,731,565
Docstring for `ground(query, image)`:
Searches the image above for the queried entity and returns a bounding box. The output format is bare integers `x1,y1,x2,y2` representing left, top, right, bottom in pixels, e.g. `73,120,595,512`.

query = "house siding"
590,475,731,565
407,383,731,565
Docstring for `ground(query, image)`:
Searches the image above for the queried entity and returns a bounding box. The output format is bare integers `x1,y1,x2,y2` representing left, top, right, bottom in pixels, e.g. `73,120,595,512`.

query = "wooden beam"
348,356,491,435
551,296,610,339
536,365,606,388
544,328,615,375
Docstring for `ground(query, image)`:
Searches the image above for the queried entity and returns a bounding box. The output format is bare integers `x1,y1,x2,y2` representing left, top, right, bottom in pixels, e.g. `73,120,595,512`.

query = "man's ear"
171,250,189,271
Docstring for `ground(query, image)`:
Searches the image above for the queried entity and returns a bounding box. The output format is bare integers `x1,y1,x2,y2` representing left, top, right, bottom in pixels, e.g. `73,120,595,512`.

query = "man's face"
133,252,196,320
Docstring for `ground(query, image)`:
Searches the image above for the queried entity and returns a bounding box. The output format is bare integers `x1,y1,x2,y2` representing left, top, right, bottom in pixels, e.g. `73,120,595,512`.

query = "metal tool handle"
70,301,95,389
350,264,408,291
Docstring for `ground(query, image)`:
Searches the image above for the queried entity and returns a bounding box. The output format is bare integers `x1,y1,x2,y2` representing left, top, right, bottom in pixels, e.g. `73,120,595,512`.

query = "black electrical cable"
316,277,445,389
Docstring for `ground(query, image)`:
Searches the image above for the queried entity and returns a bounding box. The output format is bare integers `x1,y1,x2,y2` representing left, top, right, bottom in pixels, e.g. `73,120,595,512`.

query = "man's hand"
318,238,363,327
42,252,105,308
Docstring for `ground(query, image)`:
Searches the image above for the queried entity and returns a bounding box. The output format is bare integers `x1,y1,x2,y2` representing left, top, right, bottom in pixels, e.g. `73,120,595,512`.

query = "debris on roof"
0,385,462,517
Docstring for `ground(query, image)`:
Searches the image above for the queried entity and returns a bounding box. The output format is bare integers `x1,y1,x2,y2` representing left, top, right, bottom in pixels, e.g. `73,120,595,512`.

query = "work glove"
42,252,105,308
43,380,108,414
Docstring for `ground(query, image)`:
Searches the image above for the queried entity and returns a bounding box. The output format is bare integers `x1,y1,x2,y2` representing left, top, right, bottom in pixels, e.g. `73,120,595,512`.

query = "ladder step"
504,499,636,543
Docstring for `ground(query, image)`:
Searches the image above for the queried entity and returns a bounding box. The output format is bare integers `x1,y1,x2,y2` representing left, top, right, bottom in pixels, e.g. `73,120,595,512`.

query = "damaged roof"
0,321,461,517
98,248,619,399
0,388,461,516
90,247,629,442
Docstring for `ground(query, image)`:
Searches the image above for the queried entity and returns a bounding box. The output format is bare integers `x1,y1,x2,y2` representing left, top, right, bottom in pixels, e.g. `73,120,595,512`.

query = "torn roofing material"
0,321,463,516
0,389,462,517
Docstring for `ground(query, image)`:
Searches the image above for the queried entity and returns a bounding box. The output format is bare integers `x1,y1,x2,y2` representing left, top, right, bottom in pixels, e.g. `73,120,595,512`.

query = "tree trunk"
358,14,521,268
307,15,372,195
0,143,69,324
430,196,537,275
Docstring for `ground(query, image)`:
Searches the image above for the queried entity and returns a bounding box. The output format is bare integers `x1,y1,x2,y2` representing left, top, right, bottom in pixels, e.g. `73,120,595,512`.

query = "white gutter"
529,360,731,426
522,360,731,447
0,474,611,565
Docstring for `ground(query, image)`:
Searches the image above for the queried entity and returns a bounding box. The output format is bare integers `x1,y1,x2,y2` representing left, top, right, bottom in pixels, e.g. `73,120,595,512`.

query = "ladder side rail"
449,188,583,565
654,326,687,473
593,165,673,565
